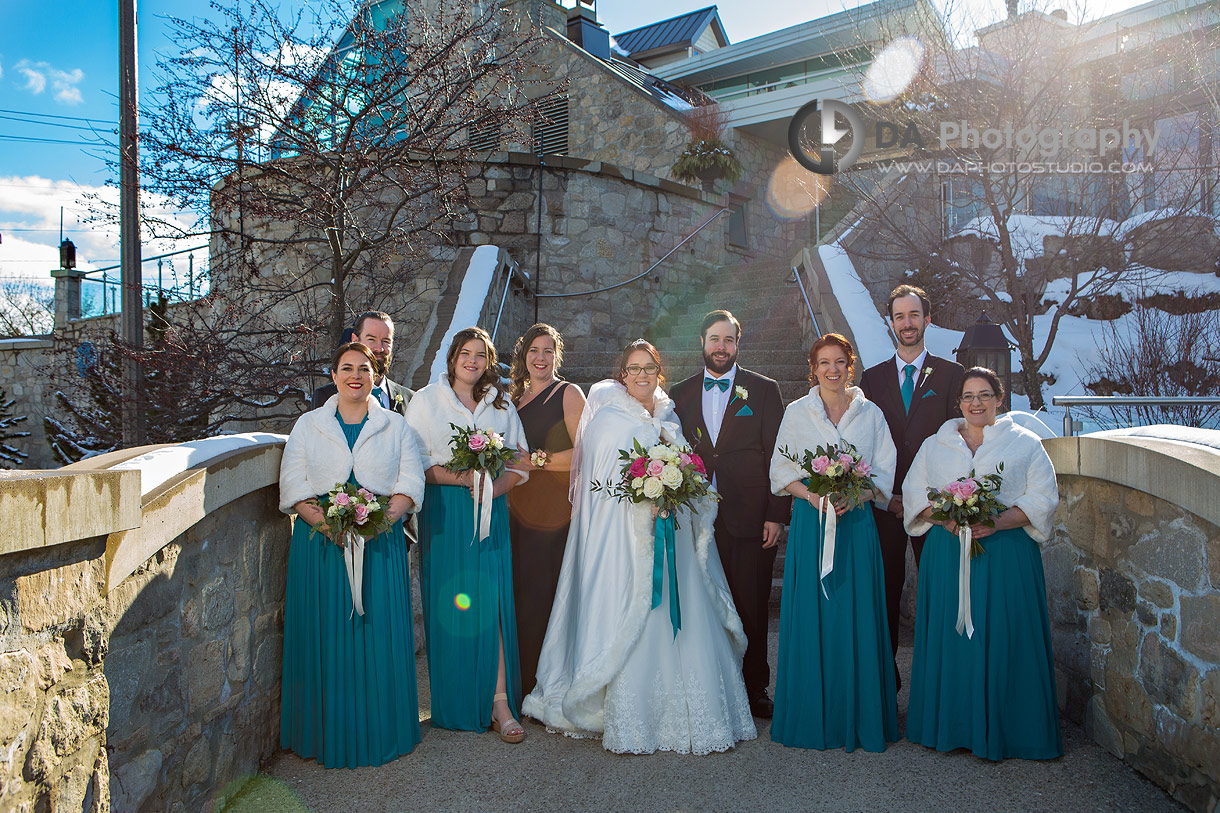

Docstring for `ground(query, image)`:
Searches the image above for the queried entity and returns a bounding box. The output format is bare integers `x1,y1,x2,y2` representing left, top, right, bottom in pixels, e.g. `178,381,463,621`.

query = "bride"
522,340,757,754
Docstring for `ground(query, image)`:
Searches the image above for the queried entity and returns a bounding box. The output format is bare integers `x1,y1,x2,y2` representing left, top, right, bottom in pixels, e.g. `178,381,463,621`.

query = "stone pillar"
50,266,85,331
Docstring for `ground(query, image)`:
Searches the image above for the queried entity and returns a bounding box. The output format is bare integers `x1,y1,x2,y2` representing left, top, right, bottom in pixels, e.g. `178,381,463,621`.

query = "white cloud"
0,176,198,291
14,60,84,105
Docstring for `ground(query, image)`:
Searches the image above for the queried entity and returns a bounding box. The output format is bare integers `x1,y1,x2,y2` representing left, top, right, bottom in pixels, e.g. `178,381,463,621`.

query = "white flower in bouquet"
659,464,683,488
632,476,645,489
643,477,664,499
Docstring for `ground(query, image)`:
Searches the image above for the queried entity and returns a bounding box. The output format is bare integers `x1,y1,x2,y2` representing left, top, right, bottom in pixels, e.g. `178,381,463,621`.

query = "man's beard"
374,353,392,380
703,348,737,376
896,325,924,348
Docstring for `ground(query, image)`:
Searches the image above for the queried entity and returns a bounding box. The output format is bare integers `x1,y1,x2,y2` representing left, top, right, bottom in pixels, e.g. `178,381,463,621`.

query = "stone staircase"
559,260,813,403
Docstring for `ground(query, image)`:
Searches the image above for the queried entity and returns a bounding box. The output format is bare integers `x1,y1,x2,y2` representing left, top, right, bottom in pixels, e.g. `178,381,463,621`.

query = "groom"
671,310,790,718
860,284,963,687
312,310,413,415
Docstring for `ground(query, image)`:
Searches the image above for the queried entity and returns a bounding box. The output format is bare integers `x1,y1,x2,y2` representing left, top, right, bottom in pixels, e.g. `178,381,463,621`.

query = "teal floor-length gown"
908,525,1062,760
281,414,421,769
418,482,521,730
772,499,899,752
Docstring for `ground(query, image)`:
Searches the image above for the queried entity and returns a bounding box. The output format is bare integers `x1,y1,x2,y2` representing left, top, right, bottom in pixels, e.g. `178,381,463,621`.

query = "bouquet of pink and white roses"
591,438,719,523
778,441,879,510
926,464,1007,558
445,423,516,479
318,482,392,544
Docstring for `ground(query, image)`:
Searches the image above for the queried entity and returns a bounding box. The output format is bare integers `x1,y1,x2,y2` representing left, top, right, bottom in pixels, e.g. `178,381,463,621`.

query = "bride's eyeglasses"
623,364,660,376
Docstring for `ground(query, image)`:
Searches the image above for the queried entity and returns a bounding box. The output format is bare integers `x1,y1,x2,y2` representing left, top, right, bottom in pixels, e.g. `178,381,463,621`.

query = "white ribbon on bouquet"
471,468,494,544
955,525,975,638
817,495,837,600
342,530,366,618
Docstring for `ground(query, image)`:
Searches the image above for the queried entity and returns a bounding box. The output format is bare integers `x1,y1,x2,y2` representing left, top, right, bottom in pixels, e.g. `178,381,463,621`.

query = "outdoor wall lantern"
955,311,1013,412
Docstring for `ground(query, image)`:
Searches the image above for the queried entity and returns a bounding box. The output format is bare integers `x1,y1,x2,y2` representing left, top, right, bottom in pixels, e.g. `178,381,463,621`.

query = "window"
470,115,501,152
727,197,748,249
531,95,569,156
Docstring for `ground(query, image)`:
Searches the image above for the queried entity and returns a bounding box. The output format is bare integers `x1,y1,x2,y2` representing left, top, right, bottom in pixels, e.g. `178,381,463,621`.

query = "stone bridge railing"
1044,430,1220,811
0,435,289,811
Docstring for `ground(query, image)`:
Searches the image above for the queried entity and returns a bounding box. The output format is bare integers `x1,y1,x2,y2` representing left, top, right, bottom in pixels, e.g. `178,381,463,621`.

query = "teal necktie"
704,378,729,392
901,364,916,413
371,386,384,406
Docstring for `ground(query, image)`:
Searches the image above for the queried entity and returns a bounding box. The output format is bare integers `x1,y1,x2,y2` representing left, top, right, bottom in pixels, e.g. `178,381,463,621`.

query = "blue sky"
0,0,1151,286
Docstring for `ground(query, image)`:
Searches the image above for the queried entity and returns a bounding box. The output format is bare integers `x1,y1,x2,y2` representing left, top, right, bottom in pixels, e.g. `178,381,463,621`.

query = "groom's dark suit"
671,367,790,701
860,353,963,669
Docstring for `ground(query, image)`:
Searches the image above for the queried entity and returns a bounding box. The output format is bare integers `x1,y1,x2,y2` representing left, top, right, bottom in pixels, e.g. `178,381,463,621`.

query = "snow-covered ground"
426,245,501,385
820,226,1220,436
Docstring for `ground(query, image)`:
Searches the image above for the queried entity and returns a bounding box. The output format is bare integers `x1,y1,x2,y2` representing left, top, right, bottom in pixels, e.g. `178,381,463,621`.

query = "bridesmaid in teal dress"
405,327,529,743
768,333,899,752
903,367,1062,760
279,342,425,768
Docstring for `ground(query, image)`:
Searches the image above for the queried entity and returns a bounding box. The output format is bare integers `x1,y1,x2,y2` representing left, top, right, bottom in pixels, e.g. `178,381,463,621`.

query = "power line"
0,114,113,133
0,108,112,125
0,134,114,146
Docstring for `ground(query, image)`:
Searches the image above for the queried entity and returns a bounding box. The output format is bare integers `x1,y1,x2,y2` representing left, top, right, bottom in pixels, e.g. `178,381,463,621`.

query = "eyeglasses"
959,393,997,404
624,364,660,376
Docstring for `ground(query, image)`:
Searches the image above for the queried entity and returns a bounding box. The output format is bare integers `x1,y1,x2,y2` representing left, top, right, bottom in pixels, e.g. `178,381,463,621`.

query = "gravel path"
228,620,1180,812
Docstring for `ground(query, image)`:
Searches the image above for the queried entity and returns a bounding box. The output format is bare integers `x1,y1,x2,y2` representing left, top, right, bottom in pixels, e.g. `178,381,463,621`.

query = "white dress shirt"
371,376,390,409
701,364,737,447
894,349,929,391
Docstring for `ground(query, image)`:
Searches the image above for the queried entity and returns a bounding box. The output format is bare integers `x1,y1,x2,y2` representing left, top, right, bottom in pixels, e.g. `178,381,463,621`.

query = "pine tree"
0,388,30,468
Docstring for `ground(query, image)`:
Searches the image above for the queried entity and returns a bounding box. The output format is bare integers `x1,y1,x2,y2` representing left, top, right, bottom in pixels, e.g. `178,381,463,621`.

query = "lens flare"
863,36,925,104
765,155,830,220
454,593,471,611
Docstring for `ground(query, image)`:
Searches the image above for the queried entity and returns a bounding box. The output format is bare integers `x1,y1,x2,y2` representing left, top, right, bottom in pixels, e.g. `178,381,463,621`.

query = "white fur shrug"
768,386,896,509
903,415,1059,542
279,395,425,514
403,378,529,482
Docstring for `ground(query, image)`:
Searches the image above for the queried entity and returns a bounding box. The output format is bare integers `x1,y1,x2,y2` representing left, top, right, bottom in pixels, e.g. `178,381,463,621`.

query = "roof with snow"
613,7,728,58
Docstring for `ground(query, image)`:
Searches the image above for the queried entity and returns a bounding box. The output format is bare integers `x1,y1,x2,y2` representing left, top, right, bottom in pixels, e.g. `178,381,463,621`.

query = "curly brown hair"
446,327,507,409
808,333,857,386
509,323,565,403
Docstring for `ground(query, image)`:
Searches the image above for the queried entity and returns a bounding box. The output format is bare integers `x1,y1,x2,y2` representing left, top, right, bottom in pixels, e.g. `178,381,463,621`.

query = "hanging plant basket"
672,139,743,193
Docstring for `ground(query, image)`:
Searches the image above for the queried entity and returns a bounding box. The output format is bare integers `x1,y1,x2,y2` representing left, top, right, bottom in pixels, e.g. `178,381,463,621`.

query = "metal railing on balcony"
1052,395,1220,437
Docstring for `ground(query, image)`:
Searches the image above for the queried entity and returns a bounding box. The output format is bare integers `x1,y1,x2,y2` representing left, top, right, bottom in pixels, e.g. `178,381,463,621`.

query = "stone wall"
0,338,56,470
0,441,290,811
1043,434,1220,811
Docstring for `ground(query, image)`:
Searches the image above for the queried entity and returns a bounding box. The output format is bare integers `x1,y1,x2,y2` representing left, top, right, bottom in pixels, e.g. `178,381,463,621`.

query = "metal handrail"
536,208,729,299
488,252,533,344
1052,395,1220,437
789,265,821,336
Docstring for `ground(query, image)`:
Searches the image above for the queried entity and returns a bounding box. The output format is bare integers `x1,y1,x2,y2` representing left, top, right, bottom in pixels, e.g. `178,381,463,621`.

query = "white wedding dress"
522,381,757,754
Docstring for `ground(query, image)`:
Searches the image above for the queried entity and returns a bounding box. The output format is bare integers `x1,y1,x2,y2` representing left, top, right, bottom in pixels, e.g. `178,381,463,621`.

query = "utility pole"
119,0,145,445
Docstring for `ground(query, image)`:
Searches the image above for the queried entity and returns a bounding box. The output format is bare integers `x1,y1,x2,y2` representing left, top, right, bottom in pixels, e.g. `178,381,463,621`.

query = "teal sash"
651,513,681,637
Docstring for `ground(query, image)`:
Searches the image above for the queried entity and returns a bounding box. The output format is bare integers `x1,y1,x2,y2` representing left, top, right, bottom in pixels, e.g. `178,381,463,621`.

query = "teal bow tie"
704,377,730,392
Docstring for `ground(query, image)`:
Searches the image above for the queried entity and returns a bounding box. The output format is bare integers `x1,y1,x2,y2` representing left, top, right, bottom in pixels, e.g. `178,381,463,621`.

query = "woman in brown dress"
508,324,586,695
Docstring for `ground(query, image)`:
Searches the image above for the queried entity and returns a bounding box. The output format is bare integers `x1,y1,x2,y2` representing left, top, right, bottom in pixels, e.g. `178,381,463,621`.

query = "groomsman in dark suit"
312,311,413,415
859,285,964,686
671,310,791,718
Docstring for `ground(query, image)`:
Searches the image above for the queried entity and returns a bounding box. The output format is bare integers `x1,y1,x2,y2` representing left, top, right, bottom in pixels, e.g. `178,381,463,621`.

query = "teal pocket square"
921,390,936,399
736,404,754,417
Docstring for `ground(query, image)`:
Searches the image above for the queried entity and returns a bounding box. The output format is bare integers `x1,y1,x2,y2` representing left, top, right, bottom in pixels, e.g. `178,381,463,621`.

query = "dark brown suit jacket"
670,367,791,538
859,353,965,493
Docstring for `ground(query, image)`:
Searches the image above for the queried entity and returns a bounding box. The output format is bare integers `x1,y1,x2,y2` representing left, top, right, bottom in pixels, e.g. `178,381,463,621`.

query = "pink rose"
354,503,370,524
333,492,351,506
691,455,707,475
646,459,665,477
853,460,872,478
838,453,854,468
468,433,488,452
629,457,648,478
357,488,375,501
958,478,979,498
680,453,693,467
811,455,831,475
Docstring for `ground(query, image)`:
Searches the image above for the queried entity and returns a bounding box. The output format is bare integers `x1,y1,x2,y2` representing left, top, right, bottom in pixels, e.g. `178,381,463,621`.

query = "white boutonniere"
923,367,934,378
393,393,404,407
734,385,748,402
